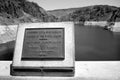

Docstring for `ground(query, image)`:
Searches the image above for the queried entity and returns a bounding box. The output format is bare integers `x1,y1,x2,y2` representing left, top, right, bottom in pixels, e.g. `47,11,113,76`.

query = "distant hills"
0,0,120,25
48,5,120,22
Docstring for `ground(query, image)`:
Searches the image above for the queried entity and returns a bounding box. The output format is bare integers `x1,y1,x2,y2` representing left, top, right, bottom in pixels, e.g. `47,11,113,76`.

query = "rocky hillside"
0,0,56,25
48,5,120,22
0,0,120,24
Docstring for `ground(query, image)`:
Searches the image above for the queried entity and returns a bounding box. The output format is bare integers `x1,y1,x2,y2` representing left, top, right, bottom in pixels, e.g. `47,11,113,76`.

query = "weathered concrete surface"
0,61,120,80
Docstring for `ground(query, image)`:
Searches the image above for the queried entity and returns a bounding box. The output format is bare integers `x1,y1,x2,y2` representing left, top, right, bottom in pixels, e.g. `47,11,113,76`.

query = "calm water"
75,24,120,61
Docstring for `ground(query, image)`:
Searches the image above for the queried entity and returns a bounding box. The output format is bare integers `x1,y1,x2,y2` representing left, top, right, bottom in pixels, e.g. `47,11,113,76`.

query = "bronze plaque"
22,28,64,60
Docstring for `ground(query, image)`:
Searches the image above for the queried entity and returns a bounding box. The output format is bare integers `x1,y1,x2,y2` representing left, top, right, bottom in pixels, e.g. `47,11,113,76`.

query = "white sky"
28,0,120,10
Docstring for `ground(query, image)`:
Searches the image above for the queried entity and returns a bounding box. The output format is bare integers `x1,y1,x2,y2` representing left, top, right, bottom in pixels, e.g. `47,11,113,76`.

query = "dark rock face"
0,0,57,25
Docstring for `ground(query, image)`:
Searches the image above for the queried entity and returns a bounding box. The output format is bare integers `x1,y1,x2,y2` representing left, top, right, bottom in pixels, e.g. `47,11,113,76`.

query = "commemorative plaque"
11,22,75,76
22,28,64,60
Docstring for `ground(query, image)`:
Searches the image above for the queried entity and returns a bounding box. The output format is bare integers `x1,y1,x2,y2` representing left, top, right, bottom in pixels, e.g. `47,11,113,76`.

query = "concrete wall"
0,61,120,80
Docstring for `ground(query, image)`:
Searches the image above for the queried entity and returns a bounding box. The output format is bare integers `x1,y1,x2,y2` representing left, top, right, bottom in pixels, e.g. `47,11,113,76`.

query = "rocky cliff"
0,0,56,25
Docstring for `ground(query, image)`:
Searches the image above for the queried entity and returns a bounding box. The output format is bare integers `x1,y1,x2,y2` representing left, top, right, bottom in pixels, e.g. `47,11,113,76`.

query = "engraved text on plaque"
22,28,64,60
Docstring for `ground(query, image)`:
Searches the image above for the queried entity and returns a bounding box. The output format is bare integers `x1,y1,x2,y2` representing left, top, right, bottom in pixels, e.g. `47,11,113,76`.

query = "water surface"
75,24,120,61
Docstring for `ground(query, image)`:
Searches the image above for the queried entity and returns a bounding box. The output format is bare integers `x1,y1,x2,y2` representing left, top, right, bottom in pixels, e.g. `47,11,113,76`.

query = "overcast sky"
28,0,120,10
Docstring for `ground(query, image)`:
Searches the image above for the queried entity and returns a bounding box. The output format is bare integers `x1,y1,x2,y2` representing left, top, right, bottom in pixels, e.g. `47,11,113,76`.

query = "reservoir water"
75,23,120,61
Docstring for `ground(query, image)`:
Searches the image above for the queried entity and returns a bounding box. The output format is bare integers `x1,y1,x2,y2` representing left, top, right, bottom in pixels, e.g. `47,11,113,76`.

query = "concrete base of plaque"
11,66,74,76
11,22,75,76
